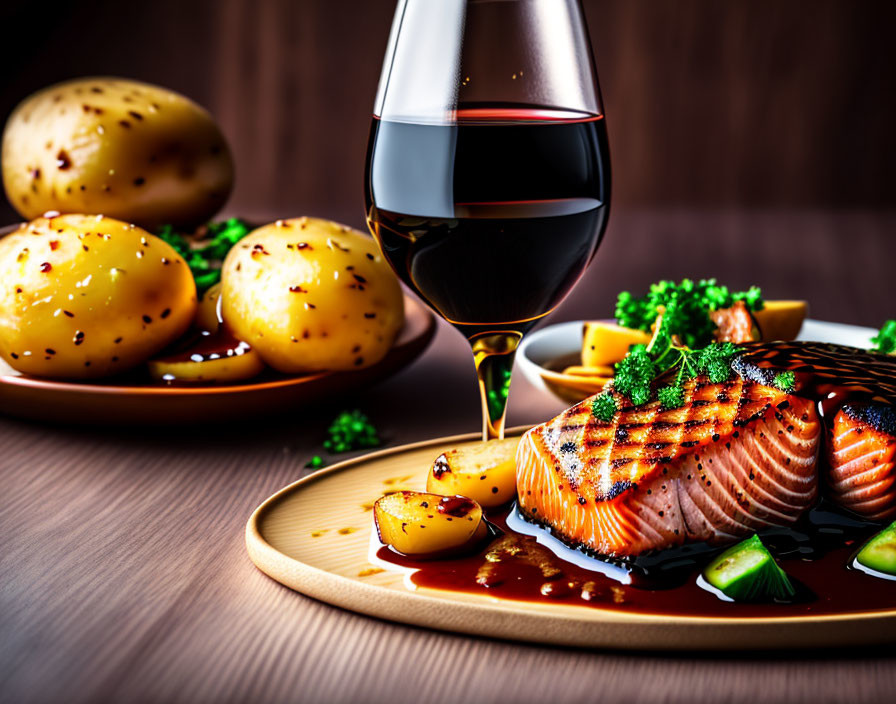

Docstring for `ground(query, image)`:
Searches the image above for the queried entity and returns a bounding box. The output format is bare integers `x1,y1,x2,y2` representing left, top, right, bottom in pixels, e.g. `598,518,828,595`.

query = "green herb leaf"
657,383,685,410
613,344,655,406
591,392,617,422
871,320,896,354
154,218,251,294
305,455,325,469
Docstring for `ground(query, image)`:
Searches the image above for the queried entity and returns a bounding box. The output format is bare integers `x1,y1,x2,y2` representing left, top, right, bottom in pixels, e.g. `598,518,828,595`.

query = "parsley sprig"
872,320,896,354
156,217,251,293
615,279,762,349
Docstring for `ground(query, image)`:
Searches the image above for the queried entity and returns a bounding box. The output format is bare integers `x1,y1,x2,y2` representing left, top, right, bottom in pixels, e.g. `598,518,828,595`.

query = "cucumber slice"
702,534,796,602
855,521,896,578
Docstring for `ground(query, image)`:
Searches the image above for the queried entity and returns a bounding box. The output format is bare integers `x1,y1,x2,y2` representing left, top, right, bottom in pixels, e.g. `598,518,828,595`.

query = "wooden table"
2,211,895,703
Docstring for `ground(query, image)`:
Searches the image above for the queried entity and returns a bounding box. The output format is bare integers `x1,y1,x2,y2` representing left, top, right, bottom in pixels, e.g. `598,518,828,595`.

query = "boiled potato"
148,339,264,383
221,218,404,373
195,282,223,333
754,300,808,341
2,77,234,230
374,491,483,556
0,214,196,378
582,321,652,367
426,438,520,508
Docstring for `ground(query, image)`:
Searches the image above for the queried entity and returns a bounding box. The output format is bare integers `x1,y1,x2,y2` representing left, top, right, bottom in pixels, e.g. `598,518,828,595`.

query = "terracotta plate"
0,293,434,425
246,429,896,650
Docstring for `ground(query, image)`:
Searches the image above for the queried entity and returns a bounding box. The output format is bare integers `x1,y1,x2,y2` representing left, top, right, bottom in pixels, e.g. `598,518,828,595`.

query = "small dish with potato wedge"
0,77,434,424
516,278,859,404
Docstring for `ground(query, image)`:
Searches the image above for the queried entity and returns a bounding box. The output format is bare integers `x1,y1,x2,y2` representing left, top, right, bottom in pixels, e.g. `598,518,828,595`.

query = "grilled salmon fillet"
734,342,896,522
827,405,896,521
517,376,821,556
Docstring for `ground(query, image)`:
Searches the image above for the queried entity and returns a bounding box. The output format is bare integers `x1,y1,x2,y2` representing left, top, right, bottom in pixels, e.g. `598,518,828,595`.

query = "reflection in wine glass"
366,0,610,440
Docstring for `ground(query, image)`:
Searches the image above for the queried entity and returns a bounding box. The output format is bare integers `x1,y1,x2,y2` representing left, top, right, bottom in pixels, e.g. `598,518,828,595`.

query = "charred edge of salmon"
514,504,669,564
841,403,896,438
733,341,896,435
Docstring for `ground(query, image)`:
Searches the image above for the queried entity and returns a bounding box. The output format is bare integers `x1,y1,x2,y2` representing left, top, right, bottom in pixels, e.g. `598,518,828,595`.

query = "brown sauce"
376,504,895,617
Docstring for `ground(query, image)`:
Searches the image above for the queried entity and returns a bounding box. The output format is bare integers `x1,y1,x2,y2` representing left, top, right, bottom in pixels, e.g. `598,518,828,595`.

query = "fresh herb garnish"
592,340,743,419
323,409,381,453
615,279,763,349
872,320,896,354
591,392,617,422
156,217,251,293
773,371,796,393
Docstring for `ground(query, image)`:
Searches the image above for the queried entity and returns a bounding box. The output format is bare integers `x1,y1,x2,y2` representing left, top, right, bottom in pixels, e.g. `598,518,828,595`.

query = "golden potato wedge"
374,491,483,556
426,438,519,508
195,282,223,333
2,77,234,229
582,321,652,367
561,364,615,377
147,337,264,383
753,300,808,341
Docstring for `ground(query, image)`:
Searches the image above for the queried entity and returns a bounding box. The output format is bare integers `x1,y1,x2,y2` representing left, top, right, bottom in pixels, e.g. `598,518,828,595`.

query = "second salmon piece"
516,377,821,557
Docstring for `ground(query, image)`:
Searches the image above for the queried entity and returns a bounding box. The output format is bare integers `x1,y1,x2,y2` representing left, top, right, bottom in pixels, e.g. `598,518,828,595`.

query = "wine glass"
365,0,610,440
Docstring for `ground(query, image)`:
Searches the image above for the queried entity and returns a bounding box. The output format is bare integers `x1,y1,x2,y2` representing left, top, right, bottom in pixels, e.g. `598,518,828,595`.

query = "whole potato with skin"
2,77,233,230
0,214,197,378
221,217,404,373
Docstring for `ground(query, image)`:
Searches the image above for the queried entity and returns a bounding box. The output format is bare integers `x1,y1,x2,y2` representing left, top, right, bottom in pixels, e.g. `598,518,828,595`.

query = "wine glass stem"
471,332,521,441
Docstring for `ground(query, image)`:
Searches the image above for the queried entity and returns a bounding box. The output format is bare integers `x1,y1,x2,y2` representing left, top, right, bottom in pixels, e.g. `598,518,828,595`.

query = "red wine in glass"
366,1,610,439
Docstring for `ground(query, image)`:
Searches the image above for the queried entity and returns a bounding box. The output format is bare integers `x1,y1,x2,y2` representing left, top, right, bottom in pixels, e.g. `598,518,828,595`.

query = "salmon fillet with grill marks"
734,342,896,522
516,376,821,556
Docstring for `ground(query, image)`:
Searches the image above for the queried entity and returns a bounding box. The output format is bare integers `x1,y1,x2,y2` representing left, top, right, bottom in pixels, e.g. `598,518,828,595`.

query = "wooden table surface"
2,211,895,704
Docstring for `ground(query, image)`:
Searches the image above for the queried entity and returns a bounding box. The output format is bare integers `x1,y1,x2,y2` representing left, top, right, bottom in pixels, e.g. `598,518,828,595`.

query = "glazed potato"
426,438,520,508
0,214,196,378
2,77,234,230
221,218,404,373
374,491,483,556
148,339,264,383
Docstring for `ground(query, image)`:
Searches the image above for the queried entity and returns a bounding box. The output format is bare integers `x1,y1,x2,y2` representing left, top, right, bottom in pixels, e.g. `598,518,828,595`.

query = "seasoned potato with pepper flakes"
1,77,234,230
374,491,486,556
221,217,404,373
0,214,196,378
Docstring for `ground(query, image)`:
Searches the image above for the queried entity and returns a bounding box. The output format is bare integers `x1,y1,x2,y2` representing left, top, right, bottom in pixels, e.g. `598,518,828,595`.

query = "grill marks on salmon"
827,406,896,521
517,377,821,556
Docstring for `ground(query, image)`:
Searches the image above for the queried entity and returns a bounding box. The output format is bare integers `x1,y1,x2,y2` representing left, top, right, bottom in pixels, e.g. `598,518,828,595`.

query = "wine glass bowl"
366,0,610,439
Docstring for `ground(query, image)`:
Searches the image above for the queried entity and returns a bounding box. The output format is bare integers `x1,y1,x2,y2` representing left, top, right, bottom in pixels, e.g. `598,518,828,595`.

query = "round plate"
518,318,879,404
0,293,435,425
246,429,896,650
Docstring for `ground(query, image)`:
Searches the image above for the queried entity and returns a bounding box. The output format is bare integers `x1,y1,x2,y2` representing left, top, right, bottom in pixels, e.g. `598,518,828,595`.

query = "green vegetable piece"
591,392,617,422
323,410,381,453
613,344,655,406
702,534,796,602
855,521,896,577
871,320,896,354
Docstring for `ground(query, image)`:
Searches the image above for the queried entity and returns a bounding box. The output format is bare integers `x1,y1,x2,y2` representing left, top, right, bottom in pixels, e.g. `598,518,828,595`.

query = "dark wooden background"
2,0,896,216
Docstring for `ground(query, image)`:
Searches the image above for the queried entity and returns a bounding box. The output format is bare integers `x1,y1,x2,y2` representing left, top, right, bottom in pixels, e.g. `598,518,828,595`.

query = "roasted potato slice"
374,491,483,556
582,321,652,367
147,338,264,383
426,438,519,508
195,282,223,333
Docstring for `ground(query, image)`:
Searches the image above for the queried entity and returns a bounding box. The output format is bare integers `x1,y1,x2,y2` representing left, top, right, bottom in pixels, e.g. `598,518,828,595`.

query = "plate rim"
245,427,896,650
0,293,435,398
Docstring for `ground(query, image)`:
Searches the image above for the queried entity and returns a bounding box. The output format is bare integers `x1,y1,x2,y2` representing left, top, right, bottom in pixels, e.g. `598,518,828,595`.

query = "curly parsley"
872,320,896,354
156,217,251,293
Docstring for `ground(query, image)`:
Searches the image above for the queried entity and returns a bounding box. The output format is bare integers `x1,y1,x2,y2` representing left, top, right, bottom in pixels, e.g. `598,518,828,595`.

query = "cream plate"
518,318,879,404
246,427,896,650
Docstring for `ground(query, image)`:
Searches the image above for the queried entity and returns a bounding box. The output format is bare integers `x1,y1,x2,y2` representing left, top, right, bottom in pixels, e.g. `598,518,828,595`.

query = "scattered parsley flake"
323,410,381,453
305,455,325,469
